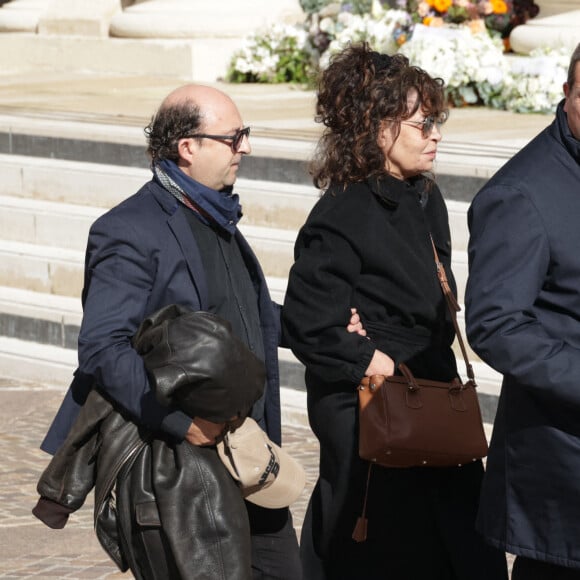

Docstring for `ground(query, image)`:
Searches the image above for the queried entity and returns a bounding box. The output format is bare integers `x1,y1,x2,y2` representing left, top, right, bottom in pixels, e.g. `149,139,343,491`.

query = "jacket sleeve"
78,212,192,440
281,191,376,384
32,390,113,528
465,185,580,407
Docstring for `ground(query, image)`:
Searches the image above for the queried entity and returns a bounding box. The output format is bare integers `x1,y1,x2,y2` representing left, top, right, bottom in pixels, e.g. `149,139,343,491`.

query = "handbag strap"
429,236,475,384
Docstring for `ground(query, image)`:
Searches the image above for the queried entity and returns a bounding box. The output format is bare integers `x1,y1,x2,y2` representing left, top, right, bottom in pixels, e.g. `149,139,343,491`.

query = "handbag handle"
429,236,476,384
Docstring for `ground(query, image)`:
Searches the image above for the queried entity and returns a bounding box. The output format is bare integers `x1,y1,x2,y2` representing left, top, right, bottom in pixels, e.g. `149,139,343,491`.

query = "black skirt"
299,380,508,580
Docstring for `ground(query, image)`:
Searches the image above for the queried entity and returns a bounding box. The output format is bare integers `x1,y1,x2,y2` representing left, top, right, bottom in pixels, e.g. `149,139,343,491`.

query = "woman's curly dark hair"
311,42,447,189
144,101,203,162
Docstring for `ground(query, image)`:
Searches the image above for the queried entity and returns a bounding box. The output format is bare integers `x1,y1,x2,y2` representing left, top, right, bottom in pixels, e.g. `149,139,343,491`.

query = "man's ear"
177,137,196,163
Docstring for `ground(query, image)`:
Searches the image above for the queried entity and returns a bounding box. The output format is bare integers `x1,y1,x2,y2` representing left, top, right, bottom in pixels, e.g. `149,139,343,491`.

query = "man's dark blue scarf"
153,159,243,234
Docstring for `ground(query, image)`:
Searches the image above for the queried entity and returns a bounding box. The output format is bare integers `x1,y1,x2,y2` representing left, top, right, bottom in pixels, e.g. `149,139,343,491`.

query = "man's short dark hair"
145,101,203,162
567,43,580,88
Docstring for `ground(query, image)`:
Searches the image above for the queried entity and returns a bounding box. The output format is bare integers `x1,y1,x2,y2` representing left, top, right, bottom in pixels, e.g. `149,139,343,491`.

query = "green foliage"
226,25,316,85
299,0,333,14
346,0,374,14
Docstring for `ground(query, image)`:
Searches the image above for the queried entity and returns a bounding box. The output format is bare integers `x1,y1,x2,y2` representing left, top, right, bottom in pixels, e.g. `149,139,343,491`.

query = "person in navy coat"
466,43,580,579
38,84,364,579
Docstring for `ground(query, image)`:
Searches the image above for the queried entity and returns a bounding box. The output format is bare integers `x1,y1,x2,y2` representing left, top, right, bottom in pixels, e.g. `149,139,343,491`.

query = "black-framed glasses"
400,114,447,138
187,126,251,152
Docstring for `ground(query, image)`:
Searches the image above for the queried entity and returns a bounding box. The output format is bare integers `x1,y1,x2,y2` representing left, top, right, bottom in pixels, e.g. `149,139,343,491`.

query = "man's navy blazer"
42,180,282,454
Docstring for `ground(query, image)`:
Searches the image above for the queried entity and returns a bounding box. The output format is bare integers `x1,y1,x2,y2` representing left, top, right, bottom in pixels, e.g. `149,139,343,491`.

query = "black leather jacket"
33,389,252,579
33,306,267,579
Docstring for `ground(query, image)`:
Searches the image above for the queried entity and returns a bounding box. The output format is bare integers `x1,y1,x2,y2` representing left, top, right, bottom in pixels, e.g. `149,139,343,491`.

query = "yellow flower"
491,0,508,14
396,34,407,46
432,0,452,13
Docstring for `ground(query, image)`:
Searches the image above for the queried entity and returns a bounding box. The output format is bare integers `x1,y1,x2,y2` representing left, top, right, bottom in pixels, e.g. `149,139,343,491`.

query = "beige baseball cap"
217,418,306,509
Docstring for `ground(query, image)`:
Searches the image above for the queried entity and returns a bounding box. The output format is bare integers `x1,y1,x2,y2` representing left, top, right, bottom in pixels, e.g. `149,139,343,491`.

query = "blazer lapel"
152,185,209,309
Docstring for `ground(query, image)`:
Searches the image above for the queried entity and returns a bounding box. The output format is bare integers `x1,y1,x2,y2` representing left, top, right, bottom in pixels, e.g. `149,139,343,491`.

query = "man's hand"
364,349,395,377
185,417,226,446
347,307,367,336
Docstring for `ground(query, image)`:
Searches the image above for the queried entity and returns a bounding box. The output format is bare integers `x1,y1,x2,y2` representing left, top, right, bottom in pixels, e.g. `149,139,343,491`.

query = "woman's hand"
347,307,367,337
365,349,395,377
185,417,226,446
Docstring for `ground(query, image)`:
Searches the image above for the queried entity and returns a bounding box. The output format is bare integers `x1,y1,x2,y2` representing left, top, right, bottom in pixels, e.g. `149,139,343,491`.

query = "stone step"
0,115,519,204
0,223,470,302
0,223,297,297
0,154,319,229
0,336,78,388
0,153,471,244
0,285,81,350
0,138,475,295
0,275,479,380
0,239,84,297
0,332,501,427
0,278,289,341
0,194,102,252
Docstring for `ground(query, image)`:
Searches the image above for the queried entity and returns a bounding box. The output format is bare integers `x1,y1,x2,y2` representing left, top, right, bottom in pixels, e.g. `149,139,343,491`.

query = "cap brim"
242,441,306,509
217,419,306,509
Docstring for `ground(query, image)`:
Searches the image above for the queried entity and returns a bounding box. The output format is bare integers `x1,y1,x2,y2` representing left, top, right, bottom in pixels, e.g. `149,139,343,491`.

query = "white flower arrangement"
497,46,569,113
226,5,567,114
318,10,410,69
227,23,314,84
399,25,508,105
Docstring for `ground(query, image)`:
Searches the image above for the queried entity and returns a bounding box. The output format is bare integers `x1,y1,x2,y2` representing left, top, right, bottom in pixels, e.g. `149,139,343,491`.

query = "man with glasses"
39,84,362,578
466,44,580,579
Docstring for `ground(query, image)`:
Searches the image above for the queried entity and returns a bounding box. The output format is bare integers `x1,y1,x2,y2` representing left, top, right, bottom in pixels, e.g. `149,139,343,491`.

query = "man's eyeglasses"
400,114,447,138
187,126,251,152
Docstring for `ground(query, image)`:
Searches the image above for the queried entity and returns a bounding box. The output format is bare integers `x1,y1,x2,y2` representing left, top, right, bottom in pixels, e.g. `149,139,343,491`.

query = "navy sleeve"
466,185,580,407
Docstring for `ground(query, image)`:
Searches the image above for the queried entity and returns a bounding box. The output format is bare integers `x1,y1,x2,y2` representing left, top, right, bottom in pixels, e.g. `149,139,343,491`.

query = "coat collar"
555,99,580,164
367,173,426,208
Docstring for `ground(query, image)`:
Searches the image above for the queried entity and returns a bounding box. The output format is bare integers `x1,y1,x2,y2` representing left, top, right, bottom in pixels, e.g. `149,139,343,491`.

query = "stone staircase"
4,75,550,427
0,136,505,427
0,152,305,370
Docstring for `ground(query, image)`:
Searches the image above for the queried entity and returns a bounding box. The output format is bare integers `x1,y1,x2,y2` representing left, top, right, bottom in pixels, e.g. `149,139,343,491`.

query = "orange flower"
432,0,452,13
423,15,434,25
490,0,508,14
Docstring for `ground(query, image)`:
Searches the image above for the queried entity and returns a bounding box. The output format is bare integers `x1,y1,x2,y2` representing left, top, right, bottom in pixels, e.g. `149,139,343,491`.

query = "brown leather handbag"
352,238,488,542
357,238,488,469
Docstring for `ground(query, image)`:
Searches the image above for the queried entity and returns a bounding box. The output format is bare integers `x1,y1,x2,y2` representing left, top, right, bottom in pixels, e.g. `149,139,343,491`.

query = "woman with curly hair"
281,43,508,579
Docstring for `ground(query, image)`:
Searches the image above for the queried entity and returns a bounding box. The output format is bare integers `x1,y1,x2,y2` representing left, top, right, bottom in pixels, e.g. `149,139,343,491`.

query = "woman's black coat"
282,175,507,579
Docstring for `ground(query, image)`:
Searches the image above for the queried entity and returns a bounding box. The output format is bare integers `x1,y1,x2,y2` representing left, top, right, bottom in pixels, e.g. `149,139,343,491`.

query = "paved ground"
0,378,320,579
0,377,515,579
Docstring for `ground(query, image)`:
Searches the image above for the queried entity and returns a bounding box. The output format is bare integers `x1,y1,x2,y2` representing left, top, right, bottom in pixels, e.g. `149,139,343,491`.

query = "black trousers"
247,502,302,580
512,556,580,580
